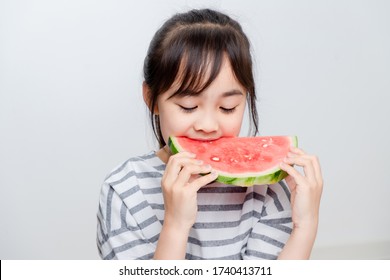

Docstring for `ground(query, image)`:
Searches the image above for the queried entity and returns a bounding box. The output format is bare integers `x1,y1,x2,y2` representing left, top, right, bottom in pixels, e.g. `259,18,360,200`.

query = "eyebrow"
169,89,244,100
221,89,244,97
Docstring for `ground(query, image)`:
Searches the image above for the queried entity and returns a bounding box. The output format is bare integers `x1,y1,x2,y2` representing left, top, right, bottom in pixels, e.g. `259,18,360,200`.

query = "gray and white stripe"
97,151,292,260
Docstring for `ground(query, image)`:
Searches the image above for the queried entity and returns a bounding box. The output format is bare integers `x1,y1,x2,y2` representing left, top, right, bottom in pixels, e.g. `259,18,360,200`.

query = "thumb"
285,175,297,193
189,171,219,192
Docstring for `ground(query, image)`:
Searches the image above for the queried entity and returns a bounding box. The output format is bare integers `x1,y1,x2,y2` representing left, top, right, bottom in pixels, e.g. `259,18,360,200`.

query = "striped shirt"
97,151,292,260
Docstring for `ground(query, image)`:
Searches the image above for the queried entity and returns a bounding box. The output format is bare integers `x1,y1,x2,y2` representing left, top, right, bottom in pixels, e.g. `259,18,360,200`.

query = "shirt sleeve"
243,181,293,260
96,182,158,260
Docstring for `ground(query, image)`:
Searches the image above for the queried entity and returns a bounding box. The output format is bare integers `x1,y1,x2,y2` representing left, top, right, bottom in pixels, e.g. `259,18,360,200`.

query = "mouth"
180,136,232,142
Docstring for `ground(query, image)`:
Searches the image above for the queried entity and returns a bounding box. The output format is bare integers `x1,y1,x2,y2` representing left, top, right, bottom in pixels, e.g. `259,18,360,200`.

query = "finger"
164,154,201,186
310,155,323,187
290,146,305,155
285,175,297,193
285,175,296,205
286,153,323,186
283,155,316,184
167,156,203,175
176,151,197,158
175,164,213,187
188,171,219,192
280,161,307,186
288,148,323,185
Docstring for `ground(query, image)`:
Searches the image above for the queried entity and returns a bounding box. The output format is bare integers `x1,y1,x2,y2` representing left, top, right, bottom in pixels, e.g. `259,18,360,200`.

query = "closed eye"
220,106,237,114
179,105,197,113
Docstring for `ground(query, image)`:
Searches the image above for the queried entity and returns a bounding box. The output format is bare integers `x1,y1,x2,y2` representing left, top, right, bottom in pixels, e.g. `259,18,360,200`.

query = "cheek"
223,106,246,135
159,110,191,140
221,117,244,136
226,125,242,136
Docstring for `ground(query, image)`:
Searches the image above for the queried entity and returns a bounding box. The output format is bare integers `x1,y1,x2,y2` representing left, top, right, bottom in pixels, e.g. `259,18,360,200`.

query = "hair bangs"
164,25,238,98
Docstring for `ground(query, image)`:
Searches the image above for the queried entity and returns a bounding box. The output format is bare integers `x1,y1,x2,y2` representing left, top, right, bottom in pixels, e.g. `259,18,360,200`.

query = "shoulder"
103,151,165,185
99,151,165,202
98,151,165,219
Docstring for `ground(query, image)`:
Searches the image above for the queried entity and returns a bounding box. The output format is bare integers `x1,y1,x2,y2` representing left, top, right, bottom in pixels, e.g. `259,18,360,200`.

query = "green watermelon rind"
215,169,288,186
168,136,298,187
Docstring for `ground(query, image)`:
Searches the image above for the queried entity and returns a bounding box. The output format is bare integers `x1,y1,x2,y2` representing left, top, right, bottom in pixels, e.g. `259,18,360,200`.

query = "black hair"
143,9,258,147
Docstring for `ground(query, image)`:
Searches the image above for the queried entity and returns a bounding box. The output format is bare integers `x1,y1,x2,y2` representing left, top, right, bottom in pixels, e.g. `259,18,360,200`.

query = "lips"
190,138,221,142
180,136,233,142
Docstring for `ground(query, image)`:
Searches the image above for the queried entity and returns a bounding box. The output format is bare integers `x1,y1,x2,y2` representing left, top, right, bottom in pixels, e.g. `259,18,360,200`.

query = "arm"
153,151,218,259
277,223,318,259
97,182,158,260
278,146,323,259
153,220,191,259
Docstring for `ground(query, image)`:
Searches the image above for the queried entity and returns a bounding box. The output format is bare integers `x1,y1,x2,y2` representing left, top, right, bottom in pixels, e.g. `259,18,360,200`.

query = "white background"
0,0,389,259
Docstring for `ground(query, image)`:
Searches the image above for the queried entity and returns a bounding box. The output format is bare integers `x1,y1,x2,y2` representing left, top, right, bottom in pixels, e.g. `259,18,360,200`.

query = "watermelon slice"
168,135,298,186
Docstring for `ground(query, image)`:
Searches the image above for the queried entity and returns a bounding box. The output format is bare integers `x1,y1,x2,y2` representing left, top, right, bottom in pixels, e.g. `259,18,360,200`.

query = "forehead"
165,57,245,101
167,53,240,98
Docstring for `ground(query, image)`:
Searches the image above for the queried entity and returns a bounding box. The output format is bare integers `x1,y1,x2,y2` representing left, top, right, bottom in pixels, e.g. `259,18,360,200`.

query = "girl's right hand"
161,151,218,232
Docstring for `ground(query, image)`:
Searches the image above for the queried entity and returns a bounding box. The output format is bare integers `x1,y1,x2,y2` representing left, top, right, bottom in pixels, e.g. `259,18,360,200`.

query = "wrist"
293,215,319,231
153,219,191,260
163,215,193,234
278,222,318,260
291,222,318,243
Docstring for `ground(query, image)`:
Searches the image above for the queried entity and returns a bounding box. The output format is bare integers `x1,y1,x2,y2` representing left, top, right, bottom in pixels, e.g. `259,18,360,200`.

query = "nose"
194,111,219,134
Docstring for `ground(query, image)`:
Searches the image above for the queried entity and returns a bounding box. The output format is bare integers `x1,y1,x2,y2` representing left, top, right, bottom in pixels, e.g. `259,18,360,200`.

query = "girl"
97,8,323,260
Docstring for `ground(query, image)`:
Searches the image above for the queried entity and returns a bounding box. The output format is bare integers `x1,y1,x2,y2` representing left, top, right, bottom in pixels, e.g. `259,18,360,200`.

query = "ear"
142,82,158,114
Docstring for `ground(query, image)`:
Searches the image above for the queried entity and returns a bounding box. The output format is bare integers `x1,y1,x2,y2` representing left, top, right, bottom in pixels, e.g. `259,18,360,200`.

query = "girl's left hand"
279,146,323,230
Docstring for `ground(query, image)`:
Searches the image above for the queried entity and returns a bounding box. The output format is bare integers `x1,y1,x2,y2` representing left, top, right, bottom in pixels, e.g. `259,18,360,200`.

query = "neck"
156,146,171,163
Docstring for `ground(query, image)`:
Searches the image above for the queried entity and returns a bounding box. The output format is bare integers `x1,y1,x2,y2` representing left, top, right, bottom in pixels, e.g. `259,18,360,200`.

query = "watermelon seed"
243,155,253,160
211,156,220,162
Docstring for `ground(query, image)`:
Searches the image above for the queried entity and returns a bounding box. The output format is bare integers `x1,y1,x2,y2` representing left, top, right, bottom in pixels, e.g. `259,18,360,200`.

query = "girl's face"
156,57,247,146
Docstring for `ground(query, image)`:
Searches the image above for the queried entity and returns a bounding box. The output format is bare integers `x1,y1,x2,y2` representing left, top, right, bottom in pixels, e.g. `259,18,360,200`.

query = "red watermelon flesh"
168,135,298,186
